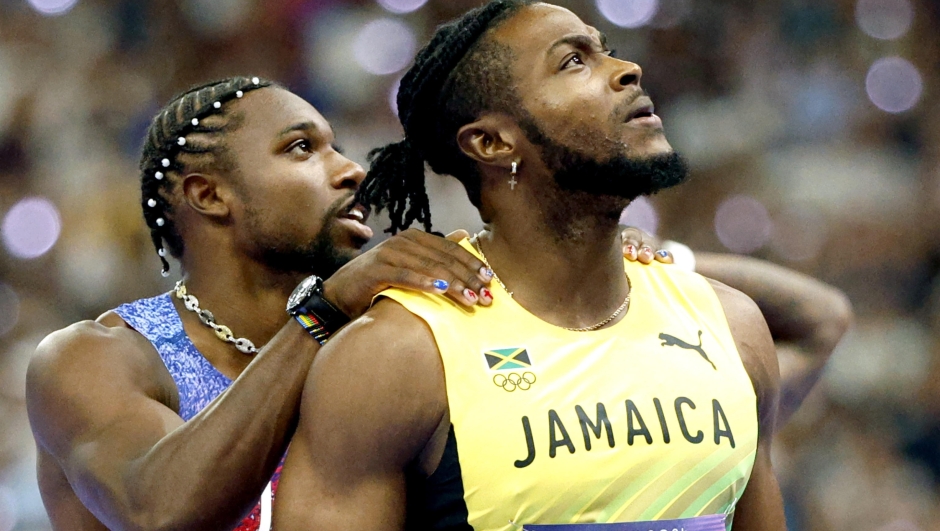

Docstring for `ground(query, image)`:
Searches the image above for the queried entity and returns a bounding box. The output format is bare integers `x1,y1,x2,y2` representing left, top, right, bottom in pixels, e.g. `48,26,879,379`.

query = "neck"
480,188,630,330
177,244,307,352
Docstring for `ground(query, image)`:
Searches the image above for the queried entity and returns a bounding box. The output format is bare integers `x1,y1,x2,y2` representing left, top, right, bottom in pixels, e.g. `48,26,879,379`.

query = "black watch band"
287,276,351,345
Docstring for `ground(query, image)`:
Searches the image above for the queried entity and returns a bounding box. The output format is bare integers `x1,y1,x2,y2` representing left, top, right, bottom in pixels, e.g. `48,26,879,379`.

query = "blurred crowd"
0,0,938,529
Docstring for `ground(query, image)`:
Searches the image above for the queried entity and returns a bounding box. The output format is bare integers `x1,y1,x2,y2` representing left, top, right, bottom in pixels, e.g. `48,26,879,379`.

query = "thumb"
445,229,471,242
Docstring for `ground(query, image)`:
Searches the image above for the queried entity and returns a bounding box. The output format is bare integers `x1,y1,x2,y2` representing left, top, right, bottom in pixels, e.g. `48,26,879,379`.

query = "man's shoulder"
705,278,780,425
318,297,446,405
704,278,767,335
28,313,171,410
334,297,441,359
302,297,448,463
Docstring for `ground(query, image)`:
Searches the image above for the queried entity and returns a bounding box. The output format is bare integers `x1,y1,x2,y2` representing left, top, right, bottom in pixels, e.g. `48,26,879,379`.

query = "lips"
337,200,374,242
625,99,655,123
340,202,371,224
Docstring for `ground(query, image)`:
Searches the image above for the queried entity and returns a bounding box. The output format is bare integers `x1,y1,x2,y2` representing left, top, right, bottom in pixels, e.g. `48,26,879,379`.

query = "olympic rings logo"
492,372,536,392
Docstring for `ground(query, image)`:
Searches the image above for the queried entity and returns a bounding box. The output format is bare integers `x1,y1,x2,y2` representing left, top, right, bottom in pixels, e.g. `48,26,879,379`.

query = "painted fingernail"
463,288,478,301
625,245,637,259
481,287,493,301
480,266,494,279
640,246,653,256
657,250,670,258
433,279,449,291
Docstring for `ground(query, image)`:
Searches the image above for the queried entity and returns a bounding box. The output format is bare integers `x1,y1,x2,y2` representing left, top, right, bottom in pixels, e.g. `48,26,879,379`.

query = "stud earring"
509,161,519,190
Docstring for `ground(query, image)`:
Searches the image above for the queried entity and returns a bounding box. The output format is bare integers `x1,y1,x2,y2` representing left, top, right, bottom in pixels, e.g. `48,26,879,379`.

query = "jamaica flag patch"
484,348,532,371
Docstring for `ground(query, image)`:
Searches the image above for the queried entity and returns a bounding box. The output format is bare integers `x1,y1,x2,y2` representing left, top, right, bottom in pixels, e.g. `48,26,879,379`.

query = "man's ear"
456,114,518,170
180,172,232,220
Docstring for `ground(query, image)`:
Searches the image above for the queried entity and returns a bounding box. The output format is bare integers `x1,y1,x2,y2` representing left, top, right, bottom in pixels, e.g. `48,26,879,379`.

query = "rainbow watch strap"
293,311,330,345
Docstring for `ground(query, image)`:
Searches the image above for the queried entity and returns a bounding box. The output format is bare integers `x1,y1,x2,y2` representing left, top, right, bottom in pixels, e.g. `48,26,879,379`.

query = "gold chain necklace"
173,281,258,354
470,235,630,332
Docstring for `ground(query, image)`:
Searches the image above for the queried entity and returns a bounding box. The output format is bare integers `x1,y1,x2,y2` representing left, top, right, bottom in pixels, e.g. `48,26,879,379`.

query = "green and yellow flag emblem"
484,348,531,371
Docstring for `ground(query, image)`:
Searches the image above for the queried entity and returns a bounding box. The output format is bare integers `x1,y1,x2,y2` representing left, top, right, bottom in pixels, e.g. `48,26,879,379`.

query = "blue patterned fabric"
113,293,279,531
114,293,232,421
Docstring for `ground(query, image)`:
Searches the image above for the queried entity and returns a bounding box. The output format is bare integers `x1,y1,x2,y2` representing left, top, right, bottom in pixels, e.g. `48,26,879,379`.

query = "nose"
331,153,366,190
610,60,642,91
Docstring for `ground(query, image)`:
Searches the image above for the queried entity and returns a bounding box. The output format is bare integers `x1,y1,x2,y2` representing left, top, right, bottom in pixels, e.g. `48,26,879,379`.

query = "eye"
287,139,312,154
562,52,586,69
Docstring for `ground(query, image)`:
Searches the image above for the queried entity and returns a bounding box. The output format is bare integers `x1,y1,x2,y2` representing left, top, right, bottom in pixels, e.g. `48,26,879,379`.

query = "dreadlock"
357,0,533,234
139,76,275,276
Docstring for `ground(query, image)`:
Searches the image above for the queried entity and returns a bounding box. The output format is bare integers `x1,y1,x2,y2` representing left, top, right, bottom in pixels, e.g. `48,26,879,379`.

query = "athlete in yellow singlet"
275,1,787,530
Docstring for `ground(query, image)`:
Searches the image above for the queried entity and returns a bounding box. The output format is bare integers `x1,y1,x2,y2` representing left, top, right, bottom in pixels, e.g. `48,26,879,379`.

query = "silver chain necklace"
173,280,258,354
471,235,630,333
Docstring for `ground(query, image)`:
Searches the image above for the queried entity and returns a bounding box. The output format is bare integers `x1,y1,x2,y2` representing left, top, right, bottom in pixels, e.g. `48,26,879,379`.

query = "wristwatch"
286,275,351,345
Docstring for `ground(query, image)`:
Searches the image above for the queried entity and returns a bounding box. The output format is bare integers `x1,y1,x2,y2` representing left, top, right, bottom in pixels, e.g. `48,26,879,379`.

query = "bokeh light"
619,196,659,236
0,284,20,338
855,0,913,40
596,0,659,28
377,0,428,14
26,0,78,16
866,56,922,113
353,18,417,75
1,197,62,259
713,195,773,254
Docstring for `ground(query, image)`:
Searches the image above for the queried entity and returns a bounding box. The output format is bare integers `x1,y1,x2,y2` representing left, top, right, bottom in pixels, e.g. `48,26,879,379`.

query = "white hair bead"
236,90,244,98
161,158,170,167
251,77,260,85
191,118,199,126
147,198,157,208
213,101,222,109
155,171,164,180
161,269,170,278
177,137,186,146
156,218,165,227
158,248,166,257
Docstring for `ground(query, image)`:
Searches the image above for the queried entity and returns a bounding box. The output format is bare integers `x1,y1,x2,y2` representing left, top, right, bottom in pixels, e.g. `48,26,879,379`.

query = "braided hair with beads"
356,0,533,234
139,76,274,277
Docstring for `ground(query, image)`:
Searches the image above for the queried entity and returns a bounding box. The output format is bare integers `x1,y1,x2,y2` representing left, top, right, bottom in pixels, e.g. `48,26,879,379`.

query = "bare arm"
26,230,489,531
27,318,319,531
274,300,446,531
709,279,786,531
696,253,852,424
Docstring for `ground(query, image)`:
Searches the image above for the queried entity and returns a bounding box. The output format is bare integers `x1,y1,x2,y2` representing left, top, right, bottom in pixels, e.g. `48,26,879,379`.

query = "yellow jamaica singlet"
382,240,758,531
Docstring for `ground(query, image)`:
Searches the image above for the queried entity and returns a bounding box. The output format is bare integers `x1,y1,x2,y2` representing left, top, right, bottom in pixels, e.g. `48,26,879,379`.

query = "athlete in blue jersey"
24,78,500,531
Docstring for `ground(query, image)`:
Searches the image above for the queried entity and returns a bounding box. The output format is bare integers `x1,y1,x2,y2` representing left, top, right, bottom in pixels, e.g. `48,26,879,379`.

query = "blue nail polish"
433,279,449,291
657,250,670,257
483,268,494,279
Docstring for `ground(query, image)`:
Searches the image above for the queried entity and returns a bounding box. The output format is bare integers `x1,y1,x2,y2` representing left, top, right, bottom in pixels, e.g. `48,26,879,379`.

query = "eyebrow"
277,121,334,139
547,33,610,55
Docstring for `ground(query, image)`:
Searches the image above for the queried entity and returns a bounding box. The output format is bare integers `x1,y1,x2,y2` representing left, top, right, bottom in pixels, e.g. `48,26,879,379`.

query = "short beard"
520,117,689,200
245,195,356,279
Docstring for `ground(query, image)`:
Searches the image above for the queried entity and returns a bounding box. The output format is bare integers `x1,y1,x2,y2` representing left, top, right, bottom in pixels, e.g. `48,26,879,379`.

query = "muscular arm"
26,230,488,531
274,300,446,531
709,279,787,531
26,317,319,531
695,253,852,425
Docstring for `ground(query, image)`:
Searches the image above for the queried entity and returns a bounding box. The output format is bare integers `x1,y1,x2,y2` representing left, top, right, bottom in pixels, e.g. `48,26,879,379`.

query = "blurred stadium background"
0,0,938,529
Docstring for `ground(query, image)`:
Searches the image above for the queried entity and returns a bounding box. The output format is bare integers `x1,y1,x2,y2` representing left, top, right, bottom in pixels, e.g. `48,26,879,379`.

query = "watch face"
287,276,319,313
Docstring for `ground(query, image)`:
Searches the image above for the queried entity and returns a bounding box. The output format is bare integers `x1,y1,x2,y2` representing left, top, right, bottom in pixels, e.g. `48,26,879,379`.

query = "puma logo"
659,330,716,370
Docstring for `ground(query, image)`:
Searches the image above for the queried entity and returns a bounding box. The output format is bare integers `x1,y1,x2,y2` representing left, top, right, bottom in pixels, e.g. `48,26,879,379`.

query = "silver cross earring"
509,161,519,190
